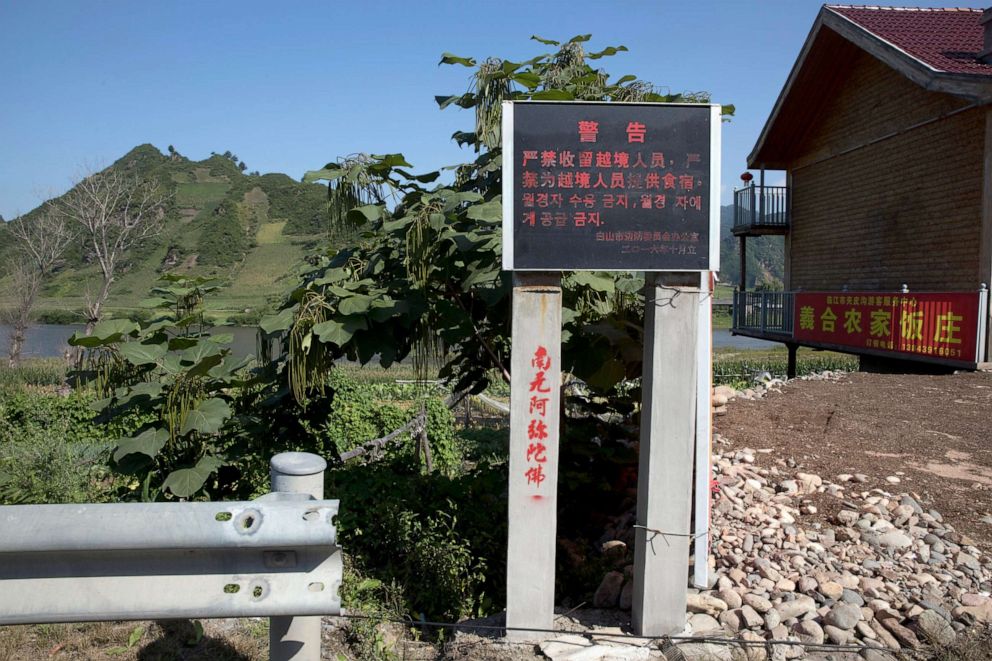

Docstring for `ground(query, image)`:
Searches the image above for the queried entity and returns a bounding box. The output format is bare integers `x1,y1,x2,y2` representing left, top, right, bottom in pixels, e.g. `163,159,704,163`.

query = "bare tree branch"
2,207,75,365
1,260,42,367
53,168,170,332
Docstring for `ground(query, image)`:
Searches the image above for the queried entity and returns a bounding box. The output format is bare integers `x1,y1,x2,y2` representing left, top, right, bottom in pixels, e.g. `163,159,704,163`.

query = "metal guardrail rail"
0,494,342,625
732,291,795,336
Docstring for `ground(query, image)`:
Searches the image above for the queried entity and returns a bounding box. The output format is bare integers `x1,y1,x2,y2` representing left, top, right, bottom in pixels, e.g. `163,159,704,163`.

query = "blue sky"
1,0,987,219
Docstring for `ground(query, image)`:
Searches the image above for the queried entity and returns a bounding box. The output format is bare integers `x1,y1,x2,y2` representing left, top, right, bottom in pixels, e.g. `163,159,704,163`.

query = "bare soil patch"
715,371,992,550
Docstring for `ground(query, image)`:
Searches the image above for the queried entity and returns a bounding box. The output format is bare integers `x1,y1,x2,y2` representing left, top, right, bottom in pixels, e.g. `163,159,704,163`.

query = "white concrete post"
693,272,713,589
505,272,562,641
632,272,699,636
270,452,328,661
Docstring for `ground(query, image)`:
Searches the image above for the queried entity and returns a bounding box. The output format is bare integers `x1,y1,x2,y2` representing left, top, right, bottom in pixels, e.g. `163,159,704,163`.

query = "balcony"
732,290,794,337
733,185,790,236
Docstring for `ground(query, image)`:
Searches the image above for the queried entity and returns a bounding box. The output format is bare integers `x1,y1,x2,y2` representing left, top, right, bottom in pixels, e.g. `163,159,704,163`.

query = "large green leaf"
587,45,628,60
181,341,223,366
571,271,616,293
302,167,345,184
68,319,139,347
118,341,167,366
313,316,368,346
346,205,383,225
162,455,225,498
530,35,560,45
259,308,295,334
180,398,232,436
530,89,574,101
113,428,168,462
466,198,502,223
439,52,475,67
338,294,374,316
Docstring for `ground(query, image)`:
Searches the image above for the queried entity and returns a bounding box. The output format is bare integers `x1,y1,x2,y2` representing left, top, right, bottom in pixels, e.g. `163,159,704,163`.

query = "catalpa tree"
261,35,733,409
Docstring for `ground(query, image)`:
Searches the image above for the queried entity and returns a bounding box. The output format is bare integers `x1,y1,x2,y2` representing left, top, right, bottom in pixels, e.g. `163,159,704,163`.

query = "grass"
174,182,231,207
713,346,857,387
255,221,287,245
0,619,267,661
0,359,66,388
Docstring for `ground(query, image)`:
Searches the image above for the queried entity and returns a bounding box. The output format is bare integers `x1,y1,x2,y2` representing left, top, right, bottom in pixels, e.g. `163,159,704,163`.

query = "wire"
334,612,869,653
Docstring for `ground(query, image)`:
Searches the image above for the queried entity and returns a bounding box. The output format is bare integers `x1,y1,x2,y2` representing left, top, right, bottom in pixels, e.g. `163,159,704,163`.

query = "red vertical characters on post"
524,346,553,490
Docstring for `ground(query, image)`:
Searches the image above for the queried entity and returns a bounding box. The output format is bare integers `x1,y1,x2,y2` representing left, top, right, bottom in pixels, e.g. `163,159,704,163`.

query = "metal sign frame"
502,100,722,273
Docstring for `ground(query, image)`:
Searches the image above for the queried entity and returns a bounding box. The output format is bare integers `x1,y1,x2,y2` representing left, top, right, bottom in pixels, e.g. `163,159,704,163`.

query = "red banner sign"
793,292,982,364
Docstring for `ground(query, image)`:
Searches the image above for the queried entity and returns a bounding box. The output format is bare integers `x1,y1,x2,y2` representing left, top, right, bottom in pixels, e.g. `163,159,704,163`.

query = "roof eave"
747,10,828,169
747,6,992,170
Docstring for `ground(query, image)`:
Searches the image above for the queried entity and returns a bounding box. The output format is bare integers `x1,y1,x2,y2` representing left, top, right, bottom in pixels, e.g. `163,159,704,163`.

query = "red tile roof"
826,5,992,76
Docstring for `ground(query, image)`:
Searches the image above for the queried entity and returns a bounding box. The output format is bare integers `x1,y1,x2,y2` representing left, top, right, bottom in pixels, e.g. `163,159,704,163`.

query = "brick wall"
787,50,984,292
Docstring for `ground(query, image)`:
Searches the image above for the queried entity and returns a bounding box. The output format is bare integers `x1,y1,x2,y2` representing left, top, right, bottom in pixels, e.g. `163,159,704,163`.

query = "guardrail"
733,291,795,336
0,452,338,661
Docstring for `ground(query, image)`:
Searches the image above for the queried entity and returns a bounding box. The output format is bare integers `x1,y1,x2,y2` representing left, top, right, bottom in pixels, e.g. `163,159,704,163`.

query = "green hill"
717,204,784,291
2,154,784,322
0,145,356,323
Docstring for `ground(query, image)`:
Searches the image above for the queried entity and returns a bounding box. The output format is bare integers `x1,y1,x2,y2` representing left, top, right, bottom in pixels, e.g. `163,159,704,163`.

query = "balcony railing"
733,291,794,336
733,185,790,235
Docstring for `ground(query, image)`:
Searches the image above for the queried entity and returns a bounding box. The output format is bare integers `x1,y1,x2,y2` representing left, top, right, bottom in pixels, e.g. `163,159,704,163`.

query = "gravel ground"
715,371,992,551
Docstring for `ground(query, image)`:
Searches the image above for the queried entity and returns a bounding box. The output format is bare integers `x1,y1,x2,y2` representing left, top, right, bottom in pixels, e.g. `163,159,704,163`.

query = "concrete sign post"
502,101,720,638
505,272,562,640
693,272,714,590
632,272,700,635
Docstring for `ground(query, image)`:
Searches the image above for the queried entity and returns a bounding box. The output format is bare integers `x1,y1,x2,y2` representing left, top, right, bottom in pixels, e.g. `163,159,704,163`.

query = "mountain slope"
1,145,354,321
717,204,784,289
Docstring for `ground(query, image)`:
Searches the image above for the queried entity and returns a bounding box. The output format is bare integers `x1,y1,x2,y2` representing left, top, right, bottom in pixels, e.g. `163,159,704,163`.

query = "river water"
0,324,776,360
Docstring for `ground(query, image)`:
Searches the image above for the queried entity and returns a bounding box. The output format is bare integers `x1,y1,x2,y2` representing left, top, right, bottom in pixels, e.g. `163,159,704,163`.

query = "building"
732,4,992,372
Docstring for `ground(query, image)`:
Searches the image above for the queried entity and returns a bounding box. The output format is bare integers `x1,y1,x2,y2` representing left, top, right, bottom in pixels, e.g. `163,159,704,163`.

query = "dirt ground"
715,370,992,551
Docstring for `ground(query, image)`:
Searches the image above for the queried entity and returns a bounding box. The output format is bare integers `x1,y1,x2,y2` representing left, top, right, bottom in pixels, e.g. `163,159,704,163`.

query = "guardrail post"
270,452,328,661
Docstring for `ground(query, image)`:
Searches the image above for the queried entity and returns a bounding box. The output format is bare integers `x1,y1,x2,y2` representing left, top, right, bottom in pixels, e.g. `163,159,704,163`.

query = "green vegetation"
713,346,857,388
0,144,353,322
717,205,784,290
0,34,820,659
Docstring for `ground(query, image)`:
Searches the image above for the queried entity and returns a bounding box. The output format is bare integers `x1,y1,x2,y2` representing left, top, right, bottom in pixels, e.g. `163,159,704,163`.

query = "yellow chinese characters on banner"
793,292,980,364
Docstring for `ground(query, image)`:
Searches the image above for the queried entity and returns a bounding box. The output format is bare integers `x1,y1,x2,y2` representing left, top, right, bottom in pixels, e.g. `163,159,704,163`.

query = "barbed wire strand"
335,612,869,653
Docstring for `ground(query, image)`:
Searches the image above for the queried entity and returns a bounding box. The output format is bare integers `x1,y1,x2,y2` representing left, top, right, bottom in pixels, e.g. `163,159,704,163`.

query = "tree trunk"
5,267,41,367
84,275,115,336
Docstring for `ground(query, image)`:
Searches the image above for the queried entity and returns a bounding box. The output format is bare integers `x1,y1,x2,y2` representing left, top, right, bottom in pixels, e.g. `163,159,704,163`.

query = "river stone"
739,631,767,661
823,624,853,644
743,593,773,614
791,620,824,645
956,552,981,572
877,531,912,550
688,613,722,633
953,601,992,624
619,580,633,610
961,593,990,607
719,609,742,632
841,589,865,606
601,539,627,560
739,605,764,629
687,593,728,616
870,619,902,651
677,642,734,661
913,610,956,646
593,571,624,608
819,580,844,600
776,595,816,621
763,608,781,631
881,618,920,649
718,588,742,610
824,603,862,630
